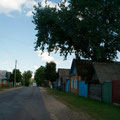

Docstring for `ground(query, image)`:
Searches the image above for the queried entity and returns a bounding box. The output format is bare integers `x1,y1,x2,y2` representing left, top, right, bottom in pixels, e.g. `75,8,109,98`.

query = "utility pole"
14,60,17,87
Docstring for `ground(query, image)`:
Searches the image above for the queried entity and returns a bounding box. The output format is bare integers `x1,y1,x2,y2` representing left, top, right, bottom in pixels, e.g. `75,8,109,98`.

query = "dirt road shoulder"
0,87,23,94
40,87,91,120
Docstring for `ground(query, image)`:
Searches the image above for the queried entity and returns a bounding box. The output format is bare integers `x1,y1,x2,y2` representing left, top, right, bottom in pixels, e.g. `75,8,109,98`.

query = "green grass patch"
0,86,20,91
46,88,120,120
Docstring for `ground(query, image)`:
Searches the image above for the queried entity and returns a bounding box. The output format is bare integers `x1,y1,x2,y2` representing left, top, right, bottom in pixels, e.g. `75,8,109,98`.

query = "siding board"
79,81,88,98
112,80,120,104
88,84,102,101
102,82,112,104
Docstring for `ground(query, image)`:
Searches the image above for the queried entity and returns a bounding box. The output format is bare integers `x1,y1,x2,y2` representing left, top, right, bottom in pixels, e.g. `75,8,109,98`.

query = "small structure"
69,59,120,104
69,59,93,95
88,62,120,103
58,68,70,91
0,70,9,87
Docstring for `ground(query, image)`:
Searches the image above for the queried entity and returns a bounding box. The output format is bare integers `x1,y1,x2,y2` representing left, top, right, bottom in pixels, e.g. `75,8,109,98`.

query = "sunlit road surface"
0,87,50,120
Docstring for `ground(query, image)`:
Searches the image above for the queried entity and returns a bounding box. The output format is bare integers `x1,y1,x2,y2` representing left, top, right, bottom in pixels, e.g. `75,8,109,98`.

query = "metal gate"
102,82,112,104
65,79,69,92
79,81,88,98
112,80,120,104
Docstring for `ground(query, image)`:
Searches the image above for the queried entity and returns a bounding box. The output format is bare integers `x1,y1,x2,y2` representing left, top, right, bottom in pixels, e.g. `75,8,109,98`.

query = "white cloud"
34,65,39,70
26,10,33,16
41,0,57,8
37,50,54,62
0,0,37,16
37,50,61,64
0,0,69,16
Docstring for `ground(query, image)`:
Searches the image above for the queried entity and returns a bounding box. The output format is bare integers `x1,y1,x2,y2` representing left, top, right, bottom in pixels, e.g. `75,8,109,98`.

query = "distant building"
69,59,92,94
58,68,70,91
0,70,11,87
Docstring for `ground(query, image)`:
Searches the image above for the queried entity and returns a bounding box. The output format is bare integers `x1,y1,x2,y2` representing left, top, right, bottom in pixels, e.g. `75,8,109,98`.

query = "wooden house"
69,59,93,95
69,59,120,103
58,68,70,91
0,70,9,87
88,62,120,103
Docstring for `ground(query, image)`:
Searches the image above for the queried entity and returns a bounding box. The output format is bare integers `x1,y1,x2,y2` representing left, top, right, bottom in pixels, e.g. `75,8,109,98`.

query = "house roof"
0,70,7,80
93,62,120,83
70,59,120,83
70,59,93,78
58,69,70,79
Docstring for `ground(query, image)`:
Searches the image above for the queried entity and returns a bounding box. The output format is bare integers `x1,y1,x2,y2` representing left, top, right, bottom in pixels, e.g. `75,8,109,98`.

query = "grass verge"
0,86,22,92
46,88,120,120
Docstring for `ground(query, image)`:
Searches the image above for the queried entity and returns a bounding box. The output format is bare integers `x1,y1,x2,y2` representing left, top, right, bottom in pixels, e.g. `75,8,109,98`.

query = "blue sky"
0,0,74,74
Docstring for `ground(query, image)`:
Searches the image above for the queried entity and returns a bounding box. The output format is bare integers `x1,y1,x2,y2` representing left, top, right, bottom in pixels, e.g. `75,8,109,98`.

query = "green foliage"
33,0,120,62
45,62,57,82
23,71,32,86
29,78,34,85
10,69,22,84
34,62,57,85
34,66,45,86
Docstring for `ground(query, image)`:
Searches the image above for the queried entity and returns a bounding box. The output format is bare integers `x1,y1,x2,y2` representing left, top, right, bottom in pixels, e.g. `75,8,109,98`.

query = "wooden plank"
88,84,102,101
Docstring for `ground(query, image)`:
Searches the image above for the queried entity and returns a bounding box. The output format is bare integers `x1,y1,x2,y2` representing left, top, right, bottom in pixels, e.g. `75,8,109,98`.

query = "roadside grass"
46,88,120,120
0,86,21,92
0,86,14,91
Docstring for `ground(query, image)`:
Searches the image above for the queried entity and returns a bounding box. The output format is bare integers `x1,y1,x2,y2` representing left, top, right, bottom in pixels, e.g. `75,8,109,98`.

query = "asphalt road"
0,87,50,120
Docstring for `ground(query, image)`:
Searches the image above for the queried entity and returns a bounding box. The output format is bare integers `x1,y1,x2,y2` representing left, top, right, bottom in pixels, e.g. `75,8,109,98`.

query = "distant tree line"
34,61,58,86
9,69,33,86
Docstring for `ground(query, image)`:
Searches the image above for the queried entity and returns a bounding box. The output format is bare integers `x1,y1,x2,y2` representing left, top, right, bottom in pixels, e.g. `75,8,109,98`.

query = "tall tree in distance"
34,66,45,86
23,71,32,86
45,62,57,82
33,0,120,62
10,69,22,84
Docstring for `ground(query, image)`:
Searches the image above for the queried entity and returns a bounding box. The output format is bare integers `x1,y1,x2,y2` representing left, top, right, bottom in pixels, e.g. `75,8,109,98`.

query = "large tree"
23,71,32,86
33,0,120,62
34,66,45,86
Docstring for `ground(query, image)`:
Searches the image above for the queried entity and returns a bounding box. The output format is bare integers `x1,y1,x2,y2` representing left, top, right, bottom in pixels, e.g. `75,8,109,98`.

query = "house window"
74,79,77,89
71,79,73,88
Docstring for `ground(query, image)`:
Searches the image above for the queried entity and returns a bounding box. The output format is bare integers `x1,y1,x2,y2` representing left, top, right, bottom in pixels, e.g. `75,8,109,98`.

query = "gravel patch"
40,87,92,120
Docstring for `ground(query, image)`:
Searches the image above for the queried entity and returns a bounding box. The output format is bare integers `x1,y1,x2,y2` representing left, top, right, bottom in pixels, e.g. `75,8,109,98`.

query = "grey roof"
58,68,70,80
93,62,120,83
0,70,7,80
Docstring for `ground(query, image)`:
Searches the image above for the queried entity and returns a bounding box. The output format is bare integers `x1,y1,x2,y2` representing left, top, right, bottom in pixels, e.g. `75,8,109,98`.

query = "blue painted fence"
53,82,58,89
79,81,88,98
65,79,69,92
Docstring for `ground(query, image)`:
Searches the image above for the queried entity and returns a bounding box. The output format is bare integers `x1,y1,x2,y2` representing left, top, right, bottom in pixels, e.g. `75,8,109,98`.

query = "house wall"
112,80,120,104
65,79,69,92
102,82,112,104
79,81,88,98
0,80,4,87
88,84,102,101
70,75,79,94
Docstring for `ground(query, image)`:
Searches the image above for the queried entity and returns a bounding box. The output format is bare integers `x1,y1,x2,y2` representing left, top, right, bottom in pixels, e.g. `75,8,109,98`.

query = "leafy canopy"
33,0,120,62
23,70,32,86
34,66,46,86
34,62,57,86
45,61,57,82
10,69,22,83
